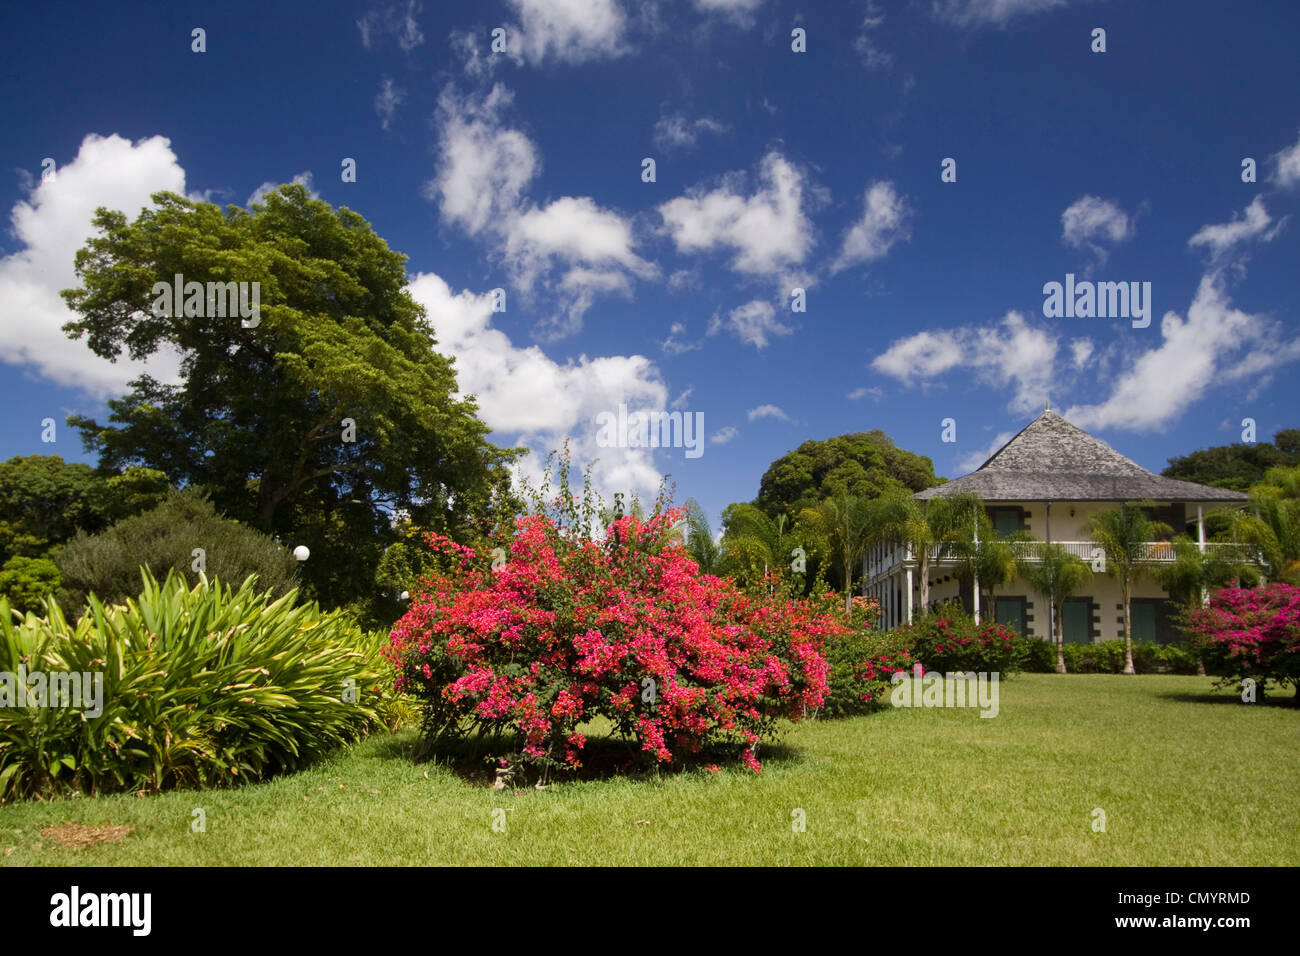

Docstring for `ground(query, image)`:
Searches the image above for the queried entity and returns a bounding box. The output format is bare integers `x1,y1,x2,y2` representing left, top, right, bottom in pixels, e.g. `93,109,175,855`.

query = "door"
1062,597,1092,643
995,596,1028,636
1130,599,1157,642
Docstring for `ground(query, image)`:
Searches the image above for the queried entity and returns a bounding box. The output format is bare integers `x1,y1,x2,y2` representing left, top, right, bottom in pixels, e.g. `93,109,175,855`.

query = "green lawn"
2,674,1296,866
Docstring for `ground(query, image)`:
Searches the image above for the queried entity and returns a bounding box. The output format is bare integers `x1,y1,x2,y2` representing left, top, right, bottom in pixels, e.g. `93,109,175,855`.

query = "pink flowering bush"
815,594,916,716
387,506,844,774
1181,583,1300,701
891,603,1025,674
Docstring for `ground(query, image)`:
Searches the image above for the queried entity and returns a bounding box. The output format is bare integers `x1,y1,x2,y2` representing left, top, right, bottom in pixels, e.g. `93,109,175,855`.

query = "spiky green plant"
0,569,392,801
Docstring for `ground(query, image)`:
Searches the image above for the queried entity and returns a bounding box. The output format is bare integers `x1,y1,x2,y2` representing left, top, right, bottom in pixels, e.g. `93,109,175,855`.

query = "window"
1062,596,1092,644
989,507,1023,538
995,596,1029,636
1130,598,1177,645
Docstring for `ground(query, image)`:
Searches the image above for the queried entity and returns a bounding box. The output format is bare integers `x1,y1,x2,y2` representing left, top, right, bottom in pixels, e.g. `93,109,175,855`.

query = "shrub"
0,570,389,801
54,487,299,614
1058,640,1200,674
1015,635,1057,673
0,556,61,614
891,603,1025,675
388,508,842,774
818,596,915,717
1181,583,1300,699
1062,641,1128,674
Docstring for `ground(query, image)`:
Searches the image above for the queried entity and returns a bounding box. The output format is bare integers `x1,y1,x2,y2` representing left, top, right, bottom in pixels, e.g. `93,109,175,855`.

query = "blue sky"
2,0,1298,531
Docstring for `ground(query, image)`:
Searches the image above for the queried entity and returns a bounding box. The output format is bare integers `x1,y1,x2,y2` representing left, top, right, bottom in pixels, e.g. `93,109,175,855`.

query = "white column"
905,567,914,624
1197,505,1209,607
972,512,981,625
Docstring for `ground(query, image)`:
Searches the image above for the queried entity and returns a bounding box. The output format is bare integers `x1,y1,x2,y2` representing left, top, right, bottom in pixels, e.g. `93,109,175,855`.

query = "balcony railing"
873,541,1256,567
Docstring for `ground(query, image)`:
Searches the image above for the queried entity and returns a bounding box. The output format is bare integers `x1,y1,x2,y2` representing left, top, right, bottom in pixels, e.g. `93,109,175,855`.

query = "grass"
1,673,1296,866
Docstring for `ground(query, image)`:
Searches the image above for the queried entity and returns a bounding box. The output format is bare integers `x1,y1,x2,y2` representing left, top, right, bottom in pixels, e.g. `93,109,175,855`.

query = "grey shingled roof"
915,410,1249,503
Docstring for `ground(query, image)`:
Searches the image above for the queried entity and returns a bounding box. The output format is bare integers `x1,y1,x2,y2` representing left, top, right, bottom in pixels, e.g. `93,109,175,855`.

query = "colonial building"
862,410,1250,644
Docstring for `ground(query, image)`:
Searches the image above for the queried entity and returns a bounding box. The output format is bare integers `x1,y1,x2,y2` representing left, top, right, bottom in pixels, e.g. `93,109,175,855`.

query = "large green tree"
59,184,521,616
753,431,942,519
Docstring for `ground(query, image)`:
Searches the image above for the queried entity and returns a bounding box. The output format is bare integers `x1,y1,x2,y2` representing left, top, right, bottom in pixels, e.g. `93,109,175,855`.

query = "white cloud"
374,76,405,131
670,385,695,408
854,1,893,70
695,0,764,24
428,83,651,337
831,180,911,273
427,84,538,237
508,197,654,288
247,171,317,207
1061,195,1131,262
0,133,186,399
357,1,424,52
501,0,630,65
707,299,794,349
711,425,740,444
653,111,727,152
1065,274,1300,431
1187,197,1285,258
1270,129,1300,189
407,271,668,499
848,385,884,401
661,322,700,356
931,0,1069,27
1070,338,1094,368
426,83,650,335
747,404,789,422
954,431,1013,474
658,152,820,277
871,311,1057,414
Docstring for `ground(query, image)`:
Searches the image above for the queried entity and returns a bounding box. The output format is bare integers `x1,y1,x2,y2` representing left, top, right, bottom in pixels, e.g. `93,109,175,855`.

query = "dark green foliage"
1015,635,1058,673
0,455,168,564
753,431,942,519
54,487,299,614
1163,429,1300,491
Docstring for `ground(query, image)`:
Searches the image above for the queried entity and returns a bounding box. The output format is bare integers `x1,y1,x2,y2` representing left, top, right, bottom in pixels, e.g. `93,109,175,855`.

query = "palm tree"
1018,541,1093,674
1154,534,1256,676
868,490,985,617
950,508,1027,616
678,498,721,573
1085,501,1172,675
717,503,797,588
1226,466,1300,585
800,488,873,615
1154,535,1255,608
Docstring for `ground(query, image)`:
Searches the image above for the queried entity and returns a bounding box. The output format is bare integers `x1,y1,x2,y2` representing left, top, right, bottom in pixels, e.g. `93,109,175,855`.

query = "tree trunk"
845,546,853,618
919,554,930,613
1122,584,1136,674
1054,599,1067,674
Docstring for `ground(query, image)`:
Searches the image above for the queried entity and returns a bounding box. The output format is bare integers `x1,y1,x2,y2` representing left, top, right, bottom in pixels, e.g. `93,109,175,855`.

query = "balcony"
868,541,1256,577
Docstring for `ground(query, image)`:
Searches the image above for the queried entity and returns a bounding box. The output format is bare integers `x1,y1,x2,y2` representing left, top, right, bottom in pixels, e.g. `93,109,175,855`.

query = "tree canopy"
753,431,942,520
59,184,522,617
1163,429,1300,491
0,454,168,564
